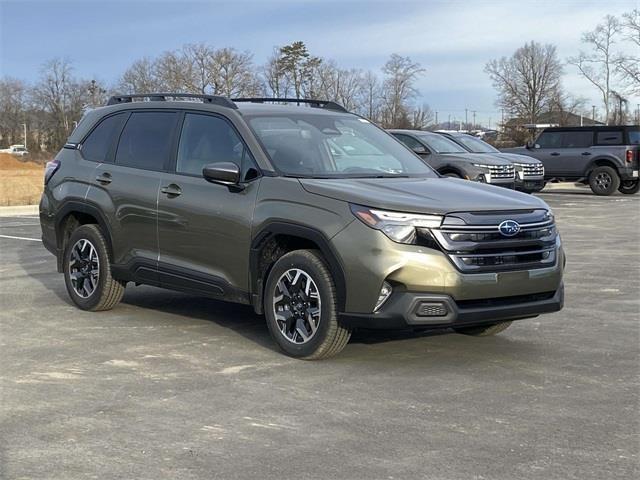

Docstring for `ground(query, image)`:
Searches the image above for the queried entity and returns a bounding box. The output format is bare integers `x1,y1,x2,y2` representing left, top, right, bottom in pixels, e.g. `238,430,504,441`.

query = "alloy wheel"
68,239,100,298
273,268,321,344
595,172,612,191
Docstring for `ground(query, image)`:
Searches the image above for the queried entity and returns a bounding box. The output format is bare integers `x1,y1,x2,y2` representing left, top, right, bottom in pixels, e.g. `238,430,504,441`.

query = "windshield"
246,114,437,178
453,135,499,153
417,134,467,154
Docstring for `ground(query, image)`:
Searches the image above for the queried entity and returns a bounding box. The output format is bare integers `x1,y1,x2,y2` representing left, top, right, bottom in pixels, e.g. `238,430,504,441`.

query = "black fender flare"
249,221,347,314
585,156,623,177
54,200,114,255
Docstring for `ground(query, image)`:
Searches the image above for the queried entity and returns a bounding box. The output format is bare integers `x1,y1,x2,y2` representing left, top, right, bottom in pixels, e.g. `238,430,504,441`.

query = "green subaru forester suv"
40,94,565,359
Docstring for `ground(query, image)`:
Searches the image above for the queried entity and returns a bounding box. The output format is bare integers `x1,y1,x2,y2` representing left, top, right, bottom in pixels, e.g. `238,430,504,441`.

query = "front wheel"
264,250,351,360
454,321,512,337
618,179,639,195
588,166,620,196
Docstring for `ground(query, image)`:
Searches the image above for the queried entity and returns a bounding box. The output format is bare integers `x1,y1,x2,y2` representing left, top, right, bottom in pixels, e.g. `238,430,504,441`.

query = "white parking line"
0,234,41,242
0,224,41,227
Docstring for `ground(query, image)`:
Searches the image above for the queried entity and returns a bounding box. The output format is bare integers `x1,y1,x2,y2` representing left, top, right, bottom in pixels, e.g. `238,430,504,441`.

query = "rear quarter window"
81,113,127,162
596,131,623,145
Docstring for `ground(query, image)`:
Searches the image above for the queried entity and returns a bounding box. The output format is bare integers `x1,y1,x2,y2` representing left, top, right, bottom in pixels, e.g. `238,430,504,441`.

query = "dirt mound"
0,153,43,171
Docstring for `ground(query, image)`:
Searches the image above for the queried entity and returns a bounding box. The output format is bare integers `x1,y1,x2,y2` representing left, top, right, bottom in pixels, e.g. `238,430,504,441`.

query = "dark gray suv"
40,94,564,359
390,129,516,188
503,126,640,195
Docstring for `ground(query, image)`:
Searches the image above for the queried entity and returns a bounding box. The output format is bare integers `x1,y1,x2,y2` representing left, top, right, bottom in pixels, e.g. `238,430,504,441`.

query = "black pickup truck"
502,126,639,195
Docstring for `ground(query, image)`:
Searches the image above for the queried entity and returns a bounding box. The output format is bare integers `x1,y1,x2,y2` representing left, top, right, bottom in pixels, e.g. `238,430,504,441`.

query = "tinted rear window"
115,112,178,170
562,131,592,148
628,129,640,145
81,113,127,162
596,131,623,145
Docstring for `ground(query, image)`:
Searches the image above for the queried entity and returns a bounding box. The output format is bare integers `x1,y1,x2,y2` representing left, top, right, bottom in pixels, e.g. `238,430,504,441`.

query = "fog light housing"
374,281,392,312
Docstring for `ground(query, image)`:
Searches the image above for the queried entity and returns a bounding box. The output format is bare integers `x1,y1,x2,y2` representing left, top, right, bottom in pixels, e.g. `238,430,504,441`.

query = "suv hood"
440,152,512,166
494,152,541,164
299,177,548,215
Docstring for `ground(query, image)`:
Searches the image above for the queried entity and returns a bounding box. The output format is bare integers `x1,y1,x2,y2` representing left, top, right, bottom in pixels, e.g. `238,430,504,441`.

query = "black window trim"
393,133,432,154
169,109,262,182
112,109,182,173
78,111,130,164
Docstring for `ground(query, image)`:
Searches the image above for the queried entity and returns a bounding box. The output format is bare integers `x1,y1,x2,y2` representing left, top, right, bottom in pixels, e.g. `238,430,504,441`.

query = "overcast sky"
1,0,638,126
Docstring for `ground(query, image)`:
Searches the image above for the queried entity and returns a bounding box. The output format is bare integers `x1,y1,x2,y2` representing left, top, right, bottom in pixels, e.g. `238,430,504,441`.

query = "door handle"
581,152,592,156
161,184,182,197
95,172,112,184
550,152,560,156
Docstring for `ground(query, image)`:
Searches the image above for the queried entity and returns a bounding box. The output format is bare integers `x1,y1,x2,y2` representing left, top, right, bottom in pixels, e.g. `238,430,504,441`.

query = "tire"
454,321,512,337
588,166,620,196
263,249,351,360
618,179,640,195
63,224,125,311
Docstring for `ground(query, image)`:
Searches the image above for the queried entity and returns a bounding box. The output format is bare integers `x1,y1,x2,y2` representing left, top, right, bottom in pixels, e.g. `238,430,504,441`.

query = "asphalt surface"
0,188,638,480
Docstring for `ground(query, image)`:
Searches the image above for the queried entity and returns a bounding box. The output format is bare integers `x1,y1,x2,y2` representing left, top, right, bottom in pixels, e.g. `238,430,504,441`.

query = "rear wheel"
618,179,639,195
264,250,351,360
588,166,620,196
454,321,512,337
63,224,125,311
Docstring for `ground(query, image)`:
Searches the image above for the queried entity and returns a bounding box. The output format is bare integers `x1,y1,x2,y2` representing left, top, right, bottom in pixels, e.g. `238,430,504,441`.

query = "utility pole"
592,105,596,125
435,111,438,126
472,110,477,129
465,109,468,128
447,114,451,128
22,123,27,149
488,117,492,129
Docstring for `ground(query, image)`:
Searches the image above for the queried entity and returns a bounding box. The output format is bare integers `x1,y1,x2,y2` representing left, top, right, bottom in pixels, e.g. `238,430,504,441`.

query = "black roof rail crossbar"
232,97,348,113
107,93,237,109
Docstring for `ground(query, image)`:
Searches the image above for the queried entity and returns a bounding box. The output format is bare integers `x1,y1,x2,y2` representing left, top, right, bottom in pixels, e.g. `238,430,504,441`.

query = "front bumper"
515,176,545,192
340,284,564,330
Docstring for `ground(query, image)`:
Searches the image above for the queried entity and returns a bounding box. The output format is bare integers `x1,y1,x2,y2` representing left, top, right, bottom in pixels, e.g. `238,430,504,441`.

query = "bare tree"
568,15,621,125
210,48,262,97
277,41,322,99
263,47,290,98
359,70,383,122
32,58,89,150
615,9,640,95
0,78,28,147
410,104,435,130
485,41,562,125
182,43,216,94
118,57,163,94
380,54,426,128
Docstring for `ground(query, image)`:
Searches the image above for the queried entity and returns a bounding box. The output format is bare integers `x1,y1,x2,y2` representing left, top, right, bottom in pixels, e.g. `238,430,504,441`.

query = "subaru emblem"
498,220,520,237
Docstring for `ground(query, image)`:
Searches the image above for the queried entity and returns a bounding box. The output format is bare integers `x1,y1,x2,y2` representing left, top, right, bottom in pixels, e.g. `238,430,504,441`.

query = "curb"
0,205,39,217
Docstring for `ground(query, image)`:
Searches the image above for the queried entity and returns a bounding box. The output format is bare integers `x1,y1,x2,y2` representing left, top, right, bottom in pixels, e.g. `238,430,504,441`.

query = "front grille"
488,164,515,179
430,210,558,273
456,291,556,309
517,163,544,178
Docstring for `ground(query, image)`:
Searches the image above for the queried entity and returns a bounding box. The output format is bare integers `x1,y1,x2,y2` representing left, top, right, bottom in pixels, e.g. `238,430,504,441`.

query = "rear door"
90,110,179,280
558,130,594,175
156,111,260,298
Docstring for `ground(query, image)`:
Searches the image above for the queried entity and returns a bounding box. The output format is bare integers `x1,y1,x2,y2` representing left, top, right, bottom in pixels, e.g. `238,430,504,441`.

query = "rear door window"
596,131,623,145
115,111,178,171
81,113,127,163
627,129,640,145
561,131,592,148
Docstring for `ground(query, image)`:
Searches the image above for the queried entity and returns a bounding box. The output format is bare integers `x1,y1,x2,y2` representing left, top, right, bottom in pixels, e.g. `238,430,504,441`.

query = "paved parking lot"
1,189,638,480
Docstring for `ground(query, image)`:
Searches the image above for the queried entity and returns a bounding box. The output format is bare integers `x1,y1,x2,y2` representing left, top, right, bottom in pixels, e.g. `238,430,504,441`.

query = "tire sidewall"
618,179,640,195
264,251,337,358
63,225,111,310
589,166,619,196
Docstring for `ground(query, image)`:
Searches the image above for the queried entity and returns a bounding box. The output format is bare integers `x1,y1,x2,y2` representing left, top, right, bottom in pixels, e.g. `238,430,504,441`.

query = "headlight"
350,204,442,244
472,163,492,170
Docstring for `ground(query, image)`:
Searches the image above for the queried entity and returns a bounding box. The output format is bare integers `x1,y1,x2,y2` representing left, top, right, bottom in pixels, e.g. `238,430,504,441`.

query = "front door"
157,112,260,299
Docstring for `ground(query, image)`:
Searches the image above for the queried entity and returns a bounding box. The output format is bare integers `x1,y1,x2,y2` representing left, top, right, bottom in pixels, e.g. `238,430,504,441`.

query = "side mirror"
526,140,540,149
202,162,242,188
412,145,428,155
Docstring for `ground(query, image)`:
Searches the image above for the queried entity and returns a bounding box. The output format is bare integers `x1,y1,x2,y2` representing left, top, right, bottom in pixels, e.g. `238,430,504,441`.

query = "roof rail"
106,93,237,109
232,97,349,113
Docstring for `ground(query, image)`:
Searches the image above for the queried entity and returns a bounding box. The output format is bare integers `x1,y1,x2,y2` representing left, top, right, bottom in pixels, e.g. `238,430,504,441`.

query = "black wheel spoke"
273,268,321,345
